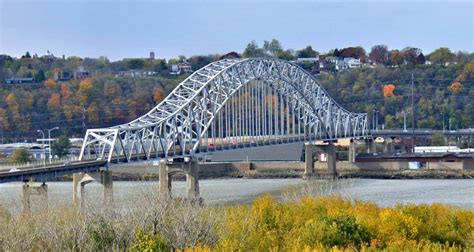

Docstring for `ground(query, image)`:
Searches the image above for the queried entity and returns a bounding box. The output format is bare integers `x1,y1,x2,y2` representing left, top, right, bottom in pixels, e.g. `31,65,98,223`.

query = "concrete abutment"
159,160,201,199
72,170,113,208
304,143,337,179
22,182,48,213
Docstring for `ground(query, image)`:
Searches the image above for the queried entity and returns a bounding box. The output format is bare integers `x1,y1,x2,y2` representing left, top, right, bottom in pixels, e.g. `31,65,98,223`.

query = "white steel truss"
79,58,368,162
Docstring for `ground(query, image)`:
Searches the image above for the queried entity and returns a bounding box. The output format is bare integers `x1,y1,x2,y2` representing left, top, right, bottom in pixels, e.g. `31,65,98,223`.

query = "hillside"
0,48,472,142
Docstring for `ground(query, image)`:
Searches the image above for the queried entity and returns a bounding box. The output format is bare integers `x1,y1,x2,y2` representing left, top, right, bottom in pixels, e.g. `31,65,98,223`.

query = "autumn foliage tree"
60,83,71,100
383,84,396,97
44,78,56,89
153,87,165,104
48,93,61,108
448,81,464,94
78,77,94,105
369,45,389,65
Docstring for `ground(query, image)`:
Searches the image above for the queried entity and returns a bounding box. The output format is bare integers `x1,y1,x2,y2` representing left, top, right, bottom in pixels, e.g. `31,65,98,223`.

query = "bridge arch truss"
79,58,368,162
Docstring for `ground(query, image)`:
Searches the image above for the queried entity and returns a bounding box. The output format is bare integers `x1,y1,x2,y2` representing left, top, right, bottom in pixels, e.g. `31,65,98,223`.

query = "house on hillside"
116,69,157,77
54,70,72,81
335,57,361,71
295,56,319,63
169,62,193,75
5,77,35,84
73,66,91,80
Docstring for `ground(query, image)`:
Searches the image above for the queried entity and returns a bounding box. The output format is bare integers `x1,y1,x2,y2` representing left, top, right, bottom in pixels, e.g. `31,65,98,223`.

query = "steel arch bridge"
79,58,368,163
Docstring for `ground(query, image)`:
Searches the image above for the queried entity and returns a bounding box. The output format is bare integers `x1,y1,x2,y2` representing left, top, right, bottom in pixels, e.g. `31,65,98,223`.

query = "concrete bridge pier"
366,139,376,153
100,171,113,207
159,160,172,197
186,161,200,199
348,139,356,162
22,182,48,213
72,170,113,208
159,159,201,199
383,139,395,154
304,143,336,179
73,172,92,207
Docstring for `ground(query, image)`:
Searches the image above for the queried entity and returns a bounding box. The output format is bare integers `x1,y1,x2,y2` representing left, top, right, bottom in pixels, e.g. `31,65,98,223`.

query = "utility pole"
411,72,415,152
403,111,407,132
375,110,379,132
441,112,445,133
372,110,375,131
48,127,59,164
82,106,86,136
36,130,46,168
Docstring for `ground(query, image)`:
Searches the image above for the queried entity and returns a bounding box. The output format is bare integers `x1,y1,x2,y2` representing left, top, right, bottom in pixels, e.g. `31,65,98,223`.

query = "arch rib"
80,58,368,162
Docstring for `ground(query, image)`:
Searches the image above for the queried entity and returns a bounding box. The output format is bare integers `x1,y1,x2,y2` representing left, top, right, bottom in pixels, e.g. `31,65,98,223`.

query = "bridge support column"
348,139,356,163
100,171,113,207
159,159,201,200
186,161,200,199
304,144,315,179
72,172,85,206
366,139,376,153
159,160,172,197
304,143,337,179
22,182,48,213
383,140,394,154
73,171,112,208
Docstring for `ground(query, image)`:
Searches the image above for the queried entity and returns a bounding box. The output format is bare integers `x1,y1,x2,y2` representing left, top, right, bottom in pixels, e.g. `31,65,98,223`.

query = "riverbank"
53,160,474,181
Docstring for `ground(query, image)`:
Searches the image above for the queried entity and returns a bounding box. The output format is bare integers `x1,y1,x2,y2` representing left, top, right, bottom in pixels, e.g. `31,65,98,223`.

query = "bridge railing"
0,156,79,171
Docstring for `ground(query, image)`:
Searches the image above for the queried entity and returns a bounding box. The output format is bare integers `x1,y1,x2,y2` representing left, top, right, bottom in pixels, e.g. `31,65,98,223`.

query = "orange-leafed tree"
48,93,61,108
448,81,464,94
383,84,396,97
60,83,70,100
79,77,93,92
44,78,56,89
153,87,165,104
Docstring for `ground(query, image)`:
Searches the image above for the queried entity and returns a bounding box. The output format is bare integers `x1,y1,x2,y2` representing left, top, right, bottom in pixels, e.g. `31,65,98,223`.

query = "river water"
0,179,472,214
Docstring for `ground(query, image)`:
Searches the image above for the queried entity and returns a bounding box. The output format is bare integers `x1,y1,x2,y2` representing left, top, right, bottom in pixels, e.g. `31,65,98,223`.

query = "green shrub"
321,213,372,248
130,229,170,252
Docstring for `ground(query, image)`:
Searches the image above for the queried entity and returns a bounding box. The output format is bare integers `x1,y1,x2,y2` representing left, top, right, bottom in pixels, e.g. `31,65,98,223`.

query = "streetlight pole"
48,127,59,164
403,111,407,132
375,110,379,132
81,106,86,136
36,130,46,168
372,110,375,131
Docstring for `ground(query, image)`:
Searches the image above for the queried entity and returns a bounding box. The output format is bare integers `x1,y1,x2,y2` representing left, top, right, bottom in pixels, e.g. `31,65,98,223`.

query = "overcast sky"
0,0,472,61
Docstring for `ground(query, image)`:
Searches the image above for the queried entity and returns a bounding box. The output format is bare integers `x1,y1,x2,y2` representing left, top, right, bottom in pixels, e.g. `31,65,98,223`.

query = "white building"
116,70,156,77
295,56,319,63
170,62,193,75
414,146,460,153
335,57,361,71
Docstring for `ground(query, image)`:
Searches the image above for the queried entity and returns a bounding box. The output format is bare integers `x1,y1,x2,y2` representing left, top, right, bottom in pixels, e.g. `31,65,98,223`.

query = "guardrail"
0,156,79,171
